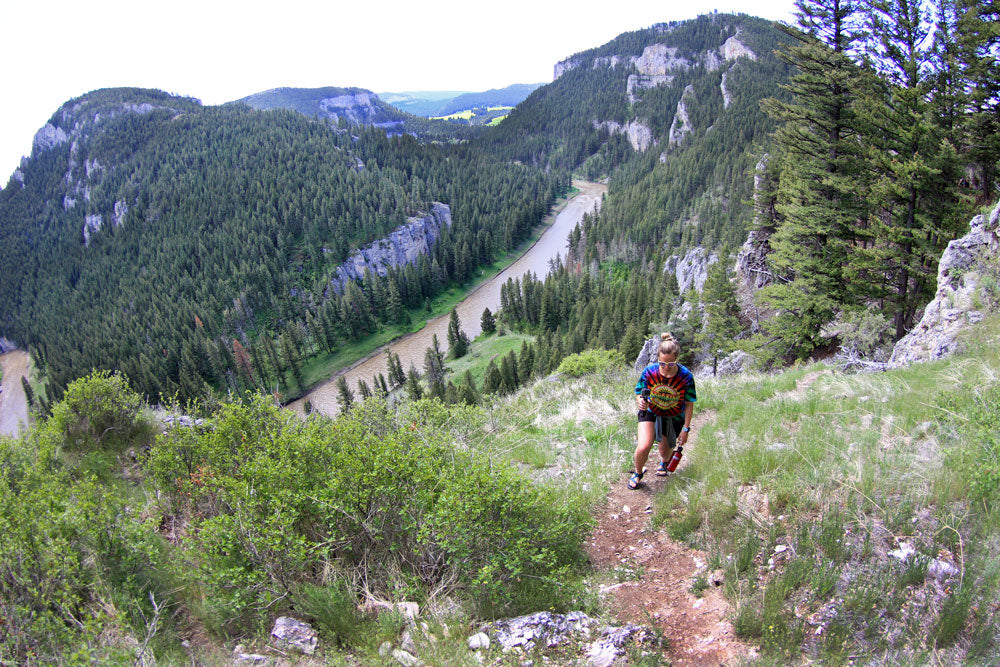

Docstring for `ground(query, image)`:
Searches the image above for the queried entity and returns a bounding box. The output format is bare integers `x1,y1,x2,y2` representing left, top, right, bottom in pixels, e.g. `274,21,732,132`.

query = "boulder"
270,616,318,655
714,349,751,376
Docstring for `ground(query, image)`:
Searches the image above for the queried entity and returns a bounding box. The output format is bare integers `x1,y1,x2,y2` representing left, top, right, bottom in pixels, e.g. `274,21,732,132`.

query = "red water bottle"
665,446,683,472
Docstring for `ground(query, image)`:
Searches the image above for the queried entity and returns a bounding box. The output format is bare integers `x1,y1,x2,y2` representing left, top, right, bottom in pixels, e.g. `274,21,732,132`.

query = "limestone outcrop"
554,58,581,79
593,119,656,152
329,203,452,293
889,201,999,366
318,92,384,125
721,35,757,62
668,86,695,147
666,245,718,294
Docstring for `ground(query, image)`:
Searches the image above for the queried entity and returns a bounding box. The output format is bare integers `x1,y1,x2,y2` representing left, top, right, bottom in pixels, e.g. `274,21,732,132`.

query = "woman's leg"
656,418,677,465
634,419,656,474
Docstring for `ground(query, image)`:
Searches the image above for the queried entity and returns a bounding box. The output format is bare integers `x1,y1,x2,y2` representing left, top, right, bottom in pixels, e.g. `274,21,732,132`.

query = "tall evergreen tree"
335,376,354,411
700,261,743,371
405,366,424,401
861,0,966,338
447,308,469,358
758,0,869,358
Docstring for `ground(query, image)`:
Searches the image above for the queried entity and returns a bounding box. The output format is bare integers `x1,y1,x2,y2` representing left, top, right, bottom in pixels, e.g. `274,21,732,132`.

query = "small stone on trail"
774,544,788,554
889,542,917,562
392,648,420,666
622,505,631,514
468,632,490,650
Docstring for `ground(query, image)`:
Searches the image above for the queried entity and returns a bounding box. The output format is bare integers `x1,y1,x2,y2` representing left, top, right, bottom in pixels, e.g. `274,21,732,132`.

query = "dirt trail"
0,351,30,437
587,410,753,665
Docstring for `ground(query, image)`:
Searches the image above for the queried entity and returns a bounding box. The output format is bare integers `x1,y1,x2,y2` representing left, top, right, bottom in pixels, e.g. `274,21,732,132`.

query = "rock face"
635,337,660,374
635,44,690,76
593,119,656,152
627,74,675,103
318,92,386,126
668,85,695,147
889,201,1000,366
0,338,20,353
734,155,777,329
721,70,733,108
483,611,651,666
32,123,69,153
554,58,581,79
329,202,452,293
666,245,718,294
83,214,103,246
721,35,757,62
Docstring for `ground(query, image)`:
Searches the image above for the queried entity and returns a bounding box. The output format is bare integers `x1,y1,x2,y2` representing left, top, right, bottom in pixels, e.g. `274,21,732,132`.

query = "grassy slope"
466,316,1000,663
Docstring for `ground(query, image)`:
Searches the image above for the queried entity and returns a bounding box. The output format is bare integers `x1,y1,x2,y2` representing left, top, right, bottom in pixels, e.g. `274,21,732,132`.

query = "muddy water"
0,350,30,437
290,180,606,417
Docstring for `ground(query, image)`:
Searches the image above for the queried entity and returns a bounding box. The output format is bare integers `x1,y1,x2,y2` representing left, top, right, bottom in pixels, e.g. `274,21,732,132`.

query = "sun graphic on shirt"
649,383,682,412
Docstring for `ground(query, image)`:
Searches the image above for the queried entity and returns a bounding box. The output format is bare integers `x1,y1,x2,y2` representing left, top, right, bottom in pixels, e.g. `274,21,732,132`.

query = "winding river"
0,350,30,437
290,180,606,417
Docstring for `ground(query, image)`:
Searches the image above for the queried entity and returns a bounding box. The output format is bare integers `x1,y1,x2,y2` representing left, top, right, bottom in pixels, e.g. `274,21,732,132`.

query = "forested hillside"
0,88,564,405
234,86,469,139
488,3,994,373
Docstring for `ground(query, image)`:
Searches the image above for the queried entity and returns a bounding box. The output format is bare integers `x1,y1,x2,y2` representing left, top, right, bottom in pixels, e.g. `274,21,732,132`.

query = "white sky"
0,0,796,181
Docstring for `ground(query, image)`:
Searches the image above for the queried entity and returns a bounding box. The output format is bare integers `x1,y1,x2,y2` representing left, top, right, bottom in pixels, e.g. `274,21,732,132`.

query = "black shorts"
637,410,684,446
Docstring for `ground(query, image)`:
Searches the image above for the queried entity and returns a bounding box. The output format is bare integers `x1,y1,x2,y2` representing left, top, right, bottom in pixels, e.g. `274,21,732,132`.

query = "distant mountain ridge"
380,83,544,117
233,86,407,129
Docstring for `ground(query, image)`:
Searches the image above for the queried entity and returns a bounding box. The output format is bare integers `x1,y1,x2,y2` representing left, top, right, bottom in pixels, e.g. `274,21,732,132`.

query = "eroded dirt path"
0,350,30,437
587,410,753,665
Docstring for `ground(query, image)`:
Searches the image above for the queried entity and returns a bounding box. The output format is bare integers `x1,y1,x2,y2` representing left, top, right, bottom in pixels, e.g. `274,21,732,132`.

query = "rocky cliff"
24,90,199,245
889,201,1000,366
328,203,452,293
236,87,406,130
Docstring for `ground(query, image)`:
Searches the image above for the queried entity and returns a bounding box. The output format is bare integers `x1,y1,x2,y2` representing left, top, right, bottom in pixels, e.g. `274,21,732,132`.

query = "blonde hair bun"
658,332,680,357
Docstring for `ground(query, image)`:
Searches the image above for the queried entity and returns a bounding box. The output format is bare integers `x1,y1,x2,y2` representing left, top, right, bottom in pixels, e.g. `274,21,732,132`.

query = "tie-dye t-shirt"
635,363,697,418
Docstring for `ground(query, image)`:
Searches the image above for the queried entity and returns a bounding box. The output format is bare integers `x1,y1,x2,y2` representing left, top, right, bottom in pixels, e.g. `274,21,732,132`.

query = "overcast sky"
0,0,796,181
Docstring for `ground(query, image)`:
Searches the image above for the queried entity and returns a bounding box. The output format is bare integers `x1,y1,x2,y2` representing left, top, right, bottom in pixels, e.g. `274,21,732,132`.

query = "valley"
290,180,606,416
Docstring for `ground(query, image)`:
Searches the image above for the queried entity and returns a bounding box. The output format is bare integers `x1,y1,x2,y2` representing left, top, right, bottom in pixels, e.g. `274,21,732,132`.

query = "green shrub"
147,395,592,630
556,349,625,377
0,434,162,663
47,370,150,452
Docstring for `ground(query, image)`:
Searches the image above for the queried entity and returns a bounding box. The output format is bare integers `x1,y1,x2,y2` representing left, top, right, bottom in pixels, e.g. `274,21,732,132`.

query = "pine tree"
20,376,34,407
405,366,424,401
483,359,502,394
618,323,646,367
481,307,496,334
861,0,966,338
386,350,406,388
280,332,303,388
458,369,480,405
700,261,743,372
357,378,372,400
336,376,354,411
517,341,535,380
447,308,469,358
758,0,869,358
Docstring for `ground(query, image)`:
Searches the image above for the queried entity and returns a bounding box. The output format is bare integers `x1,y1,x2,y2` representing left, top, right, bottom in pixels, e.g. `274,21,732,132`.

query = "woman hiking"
628,332,696,489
